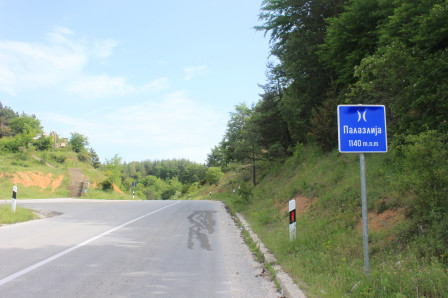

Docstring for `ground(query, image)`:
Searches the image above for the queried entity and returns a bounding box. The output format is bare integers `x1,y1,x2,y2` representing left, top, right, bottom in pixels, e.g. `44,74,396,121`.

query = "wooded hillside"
205,1,448,295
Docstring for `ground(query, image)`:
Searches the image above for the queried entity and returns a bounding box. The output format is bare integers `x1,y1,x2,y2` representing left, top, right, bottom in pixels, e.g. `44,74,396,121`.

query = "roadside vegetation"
196,1,448,296
199,140,448,296
0,204,36,225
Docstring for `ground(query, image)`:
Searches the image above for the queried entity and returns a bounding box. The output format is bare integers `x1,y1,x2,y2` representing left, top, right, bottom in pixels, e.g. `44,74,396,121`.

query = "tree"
206,145,228,168
89,147,101,168
69,132,89,153
222,104,261,185
104,154,123,185
319,0,395,85
180,164,207,185
257,0,347,144
206,167,224,185
9,114,42,136
33,135,53,151
253,89,291,156
224,104,254,162
348,0,448,136
0,103,18,138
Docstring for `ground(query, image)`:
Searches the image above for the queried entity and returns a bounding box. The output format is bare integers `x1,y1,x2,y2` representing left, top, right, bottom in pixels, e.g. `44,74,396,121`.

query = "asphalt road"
0,199,280,297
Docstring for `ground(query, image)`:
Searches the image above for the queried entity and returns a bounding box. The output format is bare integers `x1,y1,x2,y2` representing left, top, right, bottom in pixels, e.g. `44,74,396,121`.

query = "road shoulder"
237,212,307,298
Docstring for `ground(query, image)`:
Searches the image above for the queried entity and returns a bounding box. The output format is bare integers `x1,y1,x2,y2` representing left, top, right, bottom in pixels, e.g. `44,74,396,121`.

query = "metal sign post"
338,105,387,277
360,153,369,276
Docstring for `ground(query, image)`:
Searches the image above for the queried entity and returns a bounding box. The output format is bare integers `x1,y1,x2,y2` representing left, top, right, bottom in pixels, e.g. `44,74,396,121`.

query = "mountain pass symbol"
357,110,367,122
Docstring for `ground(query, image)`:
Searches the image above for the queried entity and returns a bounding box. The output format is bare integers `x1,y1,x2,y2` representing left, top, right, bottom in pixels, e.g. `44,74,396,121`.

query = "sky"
0,0,271,164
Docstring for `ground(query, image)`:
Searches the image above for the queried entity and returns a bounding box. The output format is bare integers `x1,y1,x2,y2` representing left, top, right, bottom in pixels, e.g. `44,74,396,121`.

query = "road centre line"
0,201,181,287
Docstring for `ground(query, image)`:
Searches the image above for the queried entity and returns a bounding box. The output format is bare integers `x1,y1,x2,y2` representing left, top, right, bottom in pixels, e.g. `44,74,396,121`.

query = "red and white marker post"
12,185,17,213
289,199,296,240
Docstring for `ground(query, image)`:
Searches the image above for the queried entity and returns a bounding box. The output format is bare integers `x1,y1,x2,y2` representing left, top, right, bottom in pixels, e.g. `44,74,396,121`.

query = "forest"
209,0,448,170
208,0,448,220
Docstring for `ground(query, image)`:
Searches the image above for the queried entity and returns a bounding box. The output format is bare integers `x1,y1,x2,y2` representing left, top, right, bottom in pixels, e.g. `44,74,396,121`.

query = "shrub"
397,130,448,224
33,135,52,151
77,150,91,163
394,130,448,256
206,167,224,185
50,153,66,164
161,188,176,200
100,179,114,192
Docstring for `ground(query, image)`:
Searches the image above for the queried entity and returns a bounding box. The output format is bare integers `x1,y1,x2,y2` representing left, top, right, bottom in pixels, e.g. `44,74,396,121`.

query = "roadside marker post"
131,181,137,199
12,185,17,213
289,199,296,241
337,105,387,277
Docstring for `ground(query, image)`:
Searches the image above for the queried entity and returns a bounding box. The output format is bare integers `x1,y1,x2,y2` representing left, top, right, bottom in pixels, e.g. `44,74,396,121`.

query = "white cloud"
106,90,221,142
141,77,169,93
0,27,172,98
0,38,87,94
91,39,117,58
38,112,105,134
39,90,225,163
0,27,125,97
184,65,207,80
67,75,135,98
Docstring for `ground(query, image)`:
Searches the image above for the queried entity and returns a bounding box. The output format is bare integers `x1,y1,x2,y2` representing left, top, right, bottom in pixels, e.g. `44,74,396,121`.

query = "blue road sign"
338,105,387,153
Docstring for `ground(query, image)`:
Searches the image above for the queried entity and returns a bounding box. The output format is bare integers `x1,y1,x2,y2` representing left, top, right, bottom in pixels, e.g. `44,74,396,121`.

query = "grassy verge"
83,188,138,200
0,204,37,225
204,145,448,297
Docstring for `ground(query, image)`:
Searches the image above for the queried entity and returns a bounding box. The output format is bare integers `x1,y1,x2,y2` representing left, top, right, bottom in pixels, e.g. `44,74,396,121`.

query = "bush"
161,188,176,200
394,130,448,256
397,131,448,224
100,179,114,192
33,135,52,151
77,150,91,163
206,167,224,185
50,153,66,164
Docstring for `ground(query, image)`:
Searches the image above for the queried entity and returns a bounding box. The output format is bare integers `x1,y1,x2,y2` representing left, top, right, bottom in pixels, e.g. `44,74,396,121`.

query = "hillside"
0,150,128,200
200,143,448,297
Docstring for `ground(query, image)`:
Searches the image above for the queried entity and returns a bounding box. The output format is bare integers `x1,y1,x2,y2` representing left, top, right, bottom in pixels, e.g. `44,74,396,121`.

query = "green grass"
206,145,448,297
0,204,37,224
83,188,139,200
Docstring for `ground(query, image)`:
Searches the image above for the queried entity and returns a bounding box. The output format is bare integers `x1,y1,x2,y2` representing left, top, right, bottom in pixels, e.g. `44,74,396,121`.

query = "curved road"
0,199,280,297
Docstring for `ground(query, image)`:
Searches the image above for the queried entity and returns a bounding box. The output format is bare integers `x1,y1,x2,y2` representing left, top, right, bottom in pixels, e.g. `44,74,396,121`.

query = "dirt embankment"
279,195,404,233
113,184,124,194
5,171,125,195
9,171,64,192
279,195,315,216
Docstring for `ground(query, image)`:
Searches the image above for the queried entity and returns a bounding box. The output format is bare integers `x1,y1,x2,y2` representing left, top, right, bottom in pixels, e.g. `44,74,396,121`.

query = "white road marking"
0,201,181,287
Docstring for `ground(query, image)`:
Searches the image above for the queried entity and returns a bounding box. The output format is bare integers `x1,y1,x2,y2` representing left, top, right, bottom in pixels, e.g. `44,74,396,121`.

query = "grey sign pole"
360,153,370,276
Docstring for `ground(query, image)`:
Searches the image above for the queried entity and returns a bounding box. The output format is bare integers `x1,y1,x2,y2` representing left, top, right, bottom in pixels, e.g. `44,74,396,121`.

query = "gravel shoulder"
216,201,282,297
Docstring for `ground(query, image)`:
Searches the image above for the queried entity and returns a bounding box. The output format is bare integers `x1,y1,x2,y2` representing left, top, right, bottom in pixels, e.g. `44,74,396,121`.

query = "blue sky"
0,0,270,163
